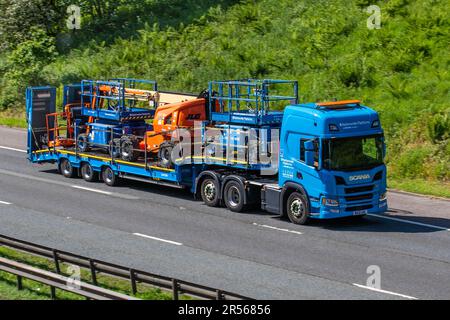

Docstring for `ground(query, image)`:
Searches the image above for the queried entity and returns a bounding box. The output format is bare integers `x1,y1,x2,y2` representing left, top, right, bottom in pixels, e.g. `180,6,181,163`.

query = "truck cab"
277,100,387,223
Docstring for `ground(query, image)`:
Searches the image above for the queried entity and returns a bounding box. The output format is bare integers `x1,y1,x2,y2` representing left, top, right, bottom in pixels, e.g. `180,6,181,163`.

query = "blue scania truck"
27,78,387,225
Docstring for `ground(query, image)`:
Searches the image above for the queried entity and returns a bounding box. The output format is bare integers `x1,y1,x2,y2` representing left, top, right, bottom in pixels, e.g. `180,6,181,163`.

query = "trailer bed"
30,148,182,186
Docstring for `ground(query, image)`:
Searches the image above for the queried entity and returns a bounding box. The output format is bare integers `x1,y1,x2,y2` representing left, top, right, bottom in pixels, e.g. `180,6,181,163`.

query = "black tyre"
110,138,121,159
200,178,220,207
223,180,246,212
102,167,118,186
77,134,90,153
158,141,175,168
120,137,139,162
81,163,97,182
60,159,76,178
286,192,309,225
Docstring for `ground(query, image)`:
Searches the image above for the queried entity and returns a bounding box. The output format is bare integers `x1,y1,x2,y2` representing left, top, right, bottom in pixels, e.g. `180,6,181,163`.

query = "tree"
0,0,70,51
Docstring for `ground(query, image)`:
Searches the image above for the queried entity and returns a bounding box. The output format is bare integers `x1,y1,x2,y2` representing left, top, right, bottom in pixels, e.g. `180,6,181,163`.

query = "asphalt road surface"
0,126,449,299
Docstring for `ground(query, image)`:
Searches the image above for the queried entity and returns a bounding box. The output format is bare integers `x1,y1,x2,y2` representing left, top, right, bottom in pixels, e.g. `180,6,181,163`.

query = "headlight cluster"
379,192,387,201
322,197,339,207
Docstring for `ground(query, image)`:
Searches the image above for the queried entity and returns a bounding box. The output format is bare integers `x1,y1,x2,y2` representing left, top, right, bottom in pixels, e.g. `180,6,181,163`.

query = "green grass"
389,178,450,199
0,110,26,128
0,246,193,300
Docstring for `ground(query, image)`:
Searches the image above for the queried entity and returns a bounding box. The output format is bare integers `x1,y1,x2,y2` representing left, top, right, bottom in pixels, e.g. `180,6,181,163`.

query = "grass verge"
389,178,450,199
0,110,26,128
0,246,193,300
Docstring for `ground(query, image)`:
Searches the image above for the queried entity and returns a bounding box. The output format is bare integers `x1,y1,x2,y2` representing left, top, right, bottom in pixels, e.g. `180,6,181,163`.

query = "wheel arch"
80,160,101,172
194,171,222,200
222,175,248,205
280,182,309,217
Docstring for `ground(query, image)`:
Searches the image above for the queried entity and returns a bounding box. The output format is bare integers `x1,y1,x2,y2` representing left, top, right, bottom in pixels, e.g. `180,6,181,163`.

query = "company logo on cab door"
349,174,371,181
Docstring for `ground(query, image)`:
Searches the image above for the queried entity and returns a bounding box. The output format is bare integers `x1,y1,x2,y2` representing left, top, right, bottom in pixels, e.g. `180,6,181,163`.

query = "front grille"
345,193,373,201
345,205,373,212
345,185,374,194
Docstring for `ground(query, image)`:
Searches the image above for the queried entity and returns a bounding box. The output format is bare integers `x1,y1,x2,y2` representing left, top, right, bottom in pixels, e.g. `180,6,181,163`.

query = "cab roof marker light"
316,100,361,107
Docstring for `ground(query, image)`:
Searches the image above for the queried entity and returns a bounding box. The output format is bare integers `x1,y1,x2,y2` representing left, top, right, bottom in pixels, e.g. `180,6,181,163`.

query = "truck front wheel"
201,178,220,207
223,180,246,212
287,192,309,225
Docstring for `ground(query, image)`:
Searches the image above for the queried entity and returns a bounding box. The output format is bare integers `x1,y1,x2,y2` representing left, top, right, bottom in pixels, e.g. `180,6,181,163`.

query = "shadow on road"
39,168,196,201
284,214,448,234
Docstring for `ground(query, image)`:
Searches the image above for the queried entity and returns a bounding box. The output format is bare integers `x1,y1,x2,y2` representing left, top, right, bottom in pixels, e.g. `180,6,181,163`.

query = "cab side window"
299,139,307,162
300,138,319,165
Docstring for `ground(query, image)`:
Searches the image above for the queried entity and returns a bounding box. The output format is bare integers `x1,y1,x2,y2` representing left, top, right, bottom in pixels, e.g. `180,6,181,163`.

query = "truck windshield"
323,135,384,171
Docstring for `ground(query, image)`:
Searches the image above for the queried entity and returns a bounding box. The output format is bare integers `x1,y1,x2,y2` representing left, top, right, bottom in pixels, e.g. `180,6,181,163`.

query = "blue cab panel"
278,101,387,219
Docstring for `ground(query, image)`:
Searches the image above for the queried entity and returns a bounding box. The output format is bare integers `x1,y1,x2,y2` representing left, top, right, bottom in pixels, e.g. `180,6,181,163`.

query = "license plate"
353,210,368,215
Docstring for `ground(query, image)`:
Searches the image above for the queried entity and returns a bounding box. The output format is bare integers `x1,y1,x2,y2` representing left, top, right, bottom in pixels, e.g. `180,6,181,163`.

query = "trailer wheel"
286,192,309,225
77,134,90,153
60,159,75,178
121,137,139,162
201,178,220,207
81,163,97,182
102,167,118,186
223,180,246,212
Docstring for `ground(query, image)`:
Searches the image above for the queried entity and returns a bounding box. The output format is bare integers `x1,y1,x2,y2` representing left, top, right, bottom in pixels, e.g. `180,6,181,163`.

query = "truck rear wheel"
287,192,309,225
223,180,246,212
102,167,118,186
60,159,75,178
201,178,220,207
81,163,97,182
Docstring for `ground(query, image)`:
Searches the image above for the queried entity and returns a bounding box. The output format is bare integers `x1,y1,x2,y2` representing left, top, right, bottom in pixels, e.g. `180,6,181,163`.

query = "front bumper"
310,199,388,219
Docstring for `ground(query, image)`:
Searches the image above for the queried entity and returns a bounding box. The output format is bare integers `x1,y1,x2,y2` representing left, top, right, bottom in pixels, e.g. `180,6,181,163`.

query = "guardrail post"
50,286,56,300
53,249,61,274
130,269,137,295
17,275,23,290
89,259,97,286
172,279,179,300
216,289,223,300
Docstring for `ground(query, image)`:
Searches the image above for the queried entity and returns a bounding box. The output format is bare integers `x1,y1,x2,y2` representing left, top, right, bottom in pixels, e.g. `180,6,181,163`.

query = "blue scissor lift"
75,79,158,155
201,79,298,170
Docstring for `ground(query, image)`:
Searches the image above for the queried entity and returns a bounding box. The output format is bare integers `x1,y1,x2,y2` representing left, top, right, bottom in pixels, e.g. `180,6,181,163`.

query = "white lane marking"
133,233,183,246
353,283,418,300
253,223,303,235
0,146,26,153
0,200,12,205
368,214,450,231
72,185,113,195
0,169,139,200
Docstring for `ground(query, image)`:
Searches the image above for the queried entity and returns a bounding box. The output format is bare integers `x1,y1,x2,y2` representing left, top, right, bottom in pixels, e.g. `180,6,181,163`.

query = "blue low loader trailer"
26,78,388,225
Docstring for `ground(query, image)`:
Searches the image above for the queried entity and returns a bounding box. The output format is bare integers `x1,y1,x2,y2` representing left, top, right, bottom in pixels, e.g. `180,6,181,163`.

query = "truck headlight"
322,197,339,207
379,192,387,201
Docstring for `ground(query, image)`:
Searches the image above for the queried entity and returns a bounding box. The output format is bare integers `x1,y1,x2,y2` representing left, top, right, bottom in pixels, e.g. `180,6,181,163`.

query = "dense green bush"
427,112,450,143
394,146,434,179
